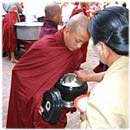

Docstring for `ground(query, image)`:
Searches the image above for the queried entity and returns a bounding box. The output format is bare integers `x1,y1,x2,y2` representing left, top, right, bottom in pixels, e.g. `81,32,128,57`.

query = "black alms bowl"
55,73,88,102
42,73,88,123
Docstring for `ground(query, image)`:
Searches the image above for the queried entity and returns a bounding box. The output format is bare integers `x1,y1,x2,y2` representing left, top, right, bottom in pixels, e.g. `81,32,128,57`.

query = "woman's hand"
80,112,87,121
75,70,88,82
75,70,105,82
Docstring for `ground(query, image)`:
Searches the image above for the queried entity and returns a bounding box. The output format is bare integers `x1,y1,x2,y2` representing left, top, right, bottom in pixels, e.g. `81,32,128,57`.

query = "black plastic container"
55,73,88,101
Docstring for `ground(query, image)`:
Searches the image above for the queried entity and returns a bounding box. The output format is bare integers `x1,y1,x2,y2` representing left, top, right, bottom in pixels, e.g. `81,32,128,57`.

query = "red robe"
70,7,84,18
2,11,19,52
6,29,88,128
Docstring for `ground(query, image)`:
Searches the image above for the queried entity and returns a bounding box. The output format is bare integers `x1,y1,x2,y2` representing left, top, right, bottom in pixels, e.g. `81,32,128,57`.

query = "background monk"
2,5,20,63
39,3,62,38
6,13,90,128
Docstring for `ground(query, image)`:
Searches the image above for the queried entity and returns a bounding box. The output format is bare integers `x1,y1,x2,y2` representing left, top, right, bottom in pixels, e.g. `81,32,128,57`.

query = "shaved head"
45,3,61,18
64,13,90,51
66,13,89,33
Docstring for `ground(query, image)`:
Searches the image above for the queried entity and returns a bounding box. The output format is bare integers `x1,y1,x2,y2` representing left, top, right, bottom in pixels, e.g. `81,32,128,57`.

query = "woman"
74,6,128,128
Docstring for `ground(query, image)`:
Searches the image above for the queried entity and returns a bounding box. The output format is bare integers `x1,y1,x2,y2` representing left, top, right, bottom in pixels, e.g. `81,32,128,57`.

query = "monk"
6,13,90,128
39,3,62,38
2,5,20,63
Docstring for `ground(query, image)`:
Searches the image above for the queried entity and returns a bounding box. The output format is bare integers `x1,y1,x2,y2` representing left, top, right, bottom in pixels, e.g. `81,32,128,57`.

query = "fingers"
74,70,87,82
39,106,44,116
80,112,87,121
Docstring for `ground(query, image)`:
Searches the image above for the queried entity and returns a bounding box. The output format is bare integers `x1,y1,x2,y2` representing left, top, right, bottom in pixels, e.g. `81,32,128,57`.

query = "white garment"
61,3,75,24
81,56,128,128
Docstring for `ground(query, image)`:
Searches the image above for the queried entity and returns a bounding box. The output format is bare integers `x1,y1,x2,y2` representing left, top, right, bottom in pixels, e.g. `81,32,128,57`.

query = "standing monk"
2,5,20,63
39,3,62,38
6,13,90,128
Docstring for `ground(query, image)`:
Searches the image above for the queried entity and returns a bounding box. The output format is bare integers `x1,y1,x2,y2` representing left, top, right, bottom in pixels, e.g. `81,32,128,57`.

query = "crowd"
2,1,128,129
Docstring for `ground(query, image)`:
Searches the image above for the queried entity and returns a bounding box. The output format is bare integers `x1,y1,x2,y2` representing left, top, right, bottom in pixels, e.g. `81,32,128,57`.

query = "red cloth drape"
2,11,19,52
70,7,84,18
6,29,88,128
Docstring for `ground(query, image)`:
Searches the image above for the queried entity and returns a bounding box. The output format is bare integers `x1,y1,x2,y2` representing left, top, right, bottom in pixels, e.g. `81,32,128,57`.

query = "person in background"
2,5,20,63
70,2,87,17
2,2,23,13
61,2,76,25
6,13,90,128
103,2,110,9
18,2,25,22
74,6,128,128
122,2,127,8
39,3,62,38
90,2,101,15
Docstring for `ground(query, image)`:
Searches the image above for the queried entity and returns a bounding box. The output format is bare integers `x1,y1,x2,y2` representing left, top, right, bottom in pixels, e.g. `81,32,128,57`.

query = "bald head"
44,3,62,25
66,13,89,33
45,3,61,18
64,13,90,51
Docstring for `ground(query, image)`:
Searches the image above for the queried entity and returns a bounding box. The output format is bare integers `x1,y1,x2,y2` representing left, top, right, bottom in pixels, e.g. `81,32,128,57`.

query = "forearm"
84,72,105,82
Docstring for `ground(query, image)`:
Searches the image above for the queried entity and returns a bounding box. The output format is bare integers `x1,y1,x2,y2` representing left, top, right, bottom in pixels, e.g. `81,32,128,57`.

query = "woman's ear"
95,41,104,54
97,41,104,50
98,41,108,55
94,41,108,64
98,41,112,62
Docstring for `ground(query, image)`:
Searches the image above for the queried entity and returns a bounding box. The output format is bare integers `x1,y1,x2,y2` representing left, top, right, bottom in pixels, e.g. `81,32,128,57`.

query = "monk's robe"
94,62,108,73
6,29,88,128
2,11,19,53
39,17,58,38
70,7,85,18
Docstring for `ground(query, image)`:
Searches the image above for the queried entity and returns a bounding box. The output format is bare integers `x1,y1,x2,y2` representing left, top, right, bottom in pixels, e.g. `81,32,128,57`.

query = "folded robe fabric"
6,29,88,128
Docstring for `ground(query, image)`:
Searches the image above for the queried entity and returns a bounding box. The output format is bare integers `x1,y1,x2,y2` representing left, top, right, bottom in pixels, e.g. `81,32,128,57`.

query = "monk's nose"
77,43,82,49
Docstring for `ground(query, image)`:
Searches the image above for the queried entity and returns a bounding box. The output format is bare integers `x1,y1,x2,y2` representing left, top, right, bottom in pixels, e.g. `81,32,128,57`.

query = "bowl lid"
59,73,82,87
42,88,62,124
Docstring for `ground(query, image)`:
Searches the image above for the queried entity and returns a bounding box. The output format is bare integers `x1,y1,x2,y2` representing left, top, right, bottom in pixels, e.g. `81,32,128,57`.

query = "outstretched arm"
75,70,105,82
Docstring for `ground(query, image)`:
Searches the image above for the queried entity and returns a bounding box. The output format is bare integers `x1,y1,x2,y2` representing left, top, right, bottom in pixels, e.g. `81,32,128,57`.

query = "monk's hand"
39,106,44,116
74,70,88,82
80,112,87,121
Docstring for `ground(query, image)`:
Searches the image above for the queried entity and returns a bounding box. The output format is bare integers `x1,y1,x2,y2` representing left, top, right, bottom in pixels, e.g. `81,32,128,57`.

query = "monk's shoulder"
32,35,57,48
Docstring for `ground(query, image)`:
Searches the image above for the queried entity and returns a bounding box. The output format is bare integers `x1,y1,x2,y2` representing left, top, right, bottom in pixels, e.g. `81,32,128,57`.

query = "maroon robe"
70,6,88,18
2,11,19,53
39,17,58,38
6,29,88,128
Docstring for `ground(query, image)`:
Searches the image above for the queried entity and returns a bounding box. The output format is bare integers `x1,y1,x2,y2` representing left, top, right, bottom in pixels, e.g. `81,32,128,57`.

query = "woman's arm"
75,70,105,82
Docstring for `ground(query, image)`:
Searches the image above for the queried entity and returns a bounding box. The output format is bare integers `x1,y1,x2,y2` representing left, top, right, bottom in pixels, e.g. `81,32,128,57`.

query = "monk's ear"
64,26,70,34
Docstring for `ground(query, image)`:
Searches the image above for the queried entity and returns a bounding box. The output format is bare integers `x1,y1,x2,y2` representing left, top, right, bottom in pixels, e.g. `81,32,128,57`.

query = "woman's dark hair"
88,6,129,55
